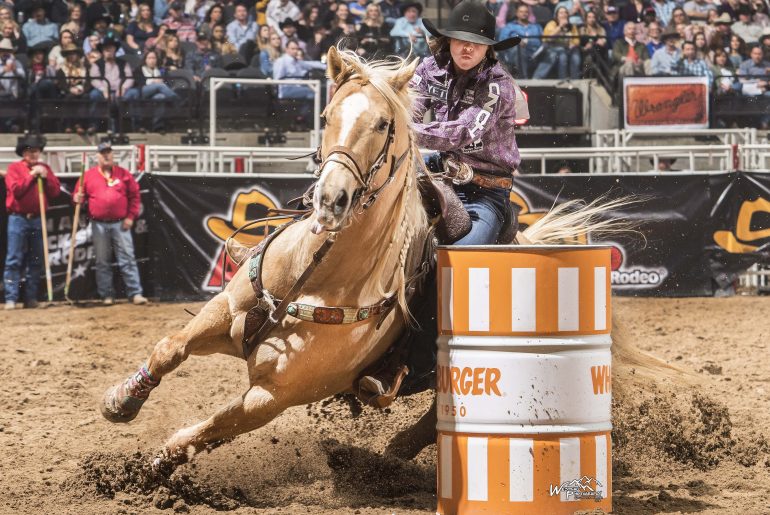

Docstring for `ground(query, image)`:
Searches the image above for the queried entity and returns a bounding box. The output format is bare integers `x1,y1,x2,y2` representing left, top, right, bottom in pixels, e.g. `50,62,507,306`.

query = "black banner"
2,172,770,301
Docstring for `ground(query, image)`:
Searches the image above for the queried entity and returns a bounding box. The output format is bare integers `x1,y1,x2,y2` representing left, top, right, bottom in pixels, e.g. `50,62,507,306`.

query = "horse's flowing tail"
520,196,639,246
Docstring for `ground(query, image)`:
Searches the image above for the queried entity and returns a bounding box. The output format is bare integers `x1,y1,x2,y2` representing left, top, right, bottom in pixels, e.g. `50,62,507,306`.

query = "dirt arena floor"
1,296,769,515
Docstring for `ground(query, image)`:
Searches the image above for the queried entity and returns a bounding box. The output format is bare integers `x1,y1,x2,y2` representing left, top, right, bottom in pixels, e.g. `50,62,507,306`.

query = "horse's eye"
377,120,389,132
320,115,327,128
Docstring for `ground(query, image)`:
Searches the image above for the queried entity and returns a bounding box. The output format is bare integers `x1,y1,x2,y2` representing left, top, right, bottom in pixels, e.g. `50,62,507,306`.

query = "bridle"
313,105,410,213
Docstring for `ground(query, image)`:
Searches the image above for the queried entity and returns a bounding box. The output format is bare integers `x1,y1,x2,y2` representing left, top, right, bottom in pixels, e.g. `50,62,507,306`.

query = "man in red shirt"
3,134,60,310
73,142,148,305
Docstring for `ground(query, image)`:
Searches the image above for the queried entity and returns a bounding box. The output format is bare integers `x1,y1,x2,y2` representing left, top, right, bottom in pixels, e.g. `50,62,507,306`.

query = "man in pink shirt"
3,134,60,310
73,142,148,305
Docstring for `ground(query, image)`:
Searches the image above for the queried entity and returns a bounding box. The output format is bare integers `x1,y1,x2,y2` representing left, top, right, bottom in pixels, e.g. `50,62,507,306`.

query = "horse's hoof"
100,384,143,423
151,448,187,477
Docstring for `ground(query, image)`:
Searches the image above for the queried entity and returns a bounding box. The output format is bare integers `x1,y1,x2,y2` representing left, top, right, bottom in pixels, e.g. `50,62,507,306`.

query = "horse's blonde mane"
332,50,428,322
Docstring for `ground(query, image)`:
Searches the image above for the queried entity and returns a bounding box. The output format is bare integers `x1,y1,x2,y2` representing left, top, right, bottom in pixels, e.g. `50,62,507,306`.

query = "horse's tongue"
310,221,326,235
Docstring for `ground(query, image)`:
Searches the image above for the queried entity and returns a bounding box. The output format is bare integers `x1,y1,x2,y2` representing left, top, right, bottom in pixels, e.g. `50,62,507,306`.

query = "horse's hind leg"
101,293,236,423
155,384,284,469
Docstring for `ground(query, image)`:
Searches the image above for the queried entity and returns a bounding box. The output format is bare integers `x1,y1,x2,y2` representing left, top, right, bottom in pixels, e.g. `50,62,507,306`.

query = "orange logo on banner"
625,82,708,127
714,197,770,253
203,189,283,290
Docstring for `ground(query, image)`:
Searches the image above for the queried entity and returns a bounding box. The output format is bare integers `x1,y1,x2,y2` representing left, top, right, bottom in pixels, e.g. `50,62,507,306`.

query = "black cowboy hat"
15,133,46,157
400,1,423,16
422,0,520,51
97,37,120,51
279,17,298,30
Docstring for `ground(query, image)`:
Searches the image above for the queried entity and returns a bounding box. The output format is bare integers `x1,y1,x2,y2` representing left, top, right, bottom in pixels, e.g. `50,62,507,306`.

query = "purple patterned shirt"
410,52,521,177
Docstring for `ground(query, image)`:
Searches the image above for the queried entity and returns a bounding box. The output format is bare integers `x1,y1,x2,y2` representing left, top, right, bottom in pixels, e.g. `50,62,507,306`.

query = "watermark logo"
549,476,605,501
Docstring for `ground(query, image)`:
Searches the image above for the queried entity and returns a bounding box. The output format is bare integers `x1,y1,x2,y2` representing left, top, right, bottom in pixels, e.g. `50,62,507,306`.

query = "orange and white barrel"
436,245,612,515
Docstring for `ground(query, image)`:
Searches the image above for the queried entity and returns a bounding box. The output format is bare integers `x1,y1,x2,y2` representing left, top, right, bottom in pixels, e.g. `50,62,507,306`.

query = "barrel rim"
436,244,614,251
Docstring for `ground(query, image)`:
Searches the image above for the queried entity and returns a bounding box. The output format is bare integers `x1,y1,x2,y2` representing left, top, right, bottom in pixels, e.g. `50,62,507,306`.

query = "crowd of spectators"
0,0,767,132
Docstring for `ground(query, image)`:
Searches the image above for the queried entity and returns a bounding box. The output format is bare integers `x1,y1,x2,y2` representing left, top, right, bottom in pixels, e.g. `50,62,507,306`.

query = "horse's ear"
390,58,420,92
326,46,347,84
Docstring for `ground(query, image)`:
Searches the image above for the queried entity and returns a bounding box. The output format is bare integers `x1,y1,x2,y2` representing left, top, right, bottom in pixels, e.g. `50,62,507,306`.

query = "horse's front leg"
155,383,285,470
101,292,239,423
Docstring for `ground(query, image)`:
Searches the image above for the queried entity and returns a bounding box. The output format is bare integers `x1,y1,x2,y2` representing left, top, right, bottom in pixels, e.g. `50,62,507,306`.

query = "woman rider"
413,0,526,246
358,0,528,406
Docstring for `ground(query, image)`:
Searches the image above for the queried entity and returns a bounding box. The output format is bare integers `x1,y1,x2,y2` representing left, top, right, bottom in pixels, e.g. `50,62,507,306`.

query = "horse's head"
311,47,418,234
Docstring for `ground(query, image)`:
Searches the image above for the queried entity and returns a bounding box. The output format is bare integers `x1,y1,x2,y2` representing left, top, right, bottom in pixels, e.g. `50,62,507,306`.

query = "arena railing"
208,78,323,149
595,128,758,148
0,145,137,175
142,143,741,175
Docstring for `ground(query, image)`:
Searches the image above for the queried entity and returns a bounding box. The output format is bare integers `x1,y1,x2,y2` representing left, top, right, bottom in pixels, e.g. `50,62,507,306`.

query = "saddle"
417,171,472,243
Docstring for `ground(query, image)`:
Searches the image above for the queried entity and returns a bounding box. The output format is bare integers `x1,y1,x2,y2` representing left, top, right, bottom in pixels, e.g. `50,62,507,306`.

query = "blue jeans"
534,46,582,79
424,153,510,245
91,220,143,299
3,214,43,303
124,83,179,130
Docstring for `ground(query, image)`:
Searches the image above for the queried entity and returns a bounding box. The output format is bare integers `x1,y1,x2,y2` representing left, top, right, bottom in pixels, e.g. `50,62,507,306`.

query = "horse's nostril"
334,190,349,213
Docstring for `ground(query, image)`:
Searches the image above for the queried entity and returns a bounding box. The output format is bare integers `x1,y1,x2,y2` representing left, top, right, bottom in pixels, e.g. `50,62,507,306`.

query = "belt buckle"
447,159,474,185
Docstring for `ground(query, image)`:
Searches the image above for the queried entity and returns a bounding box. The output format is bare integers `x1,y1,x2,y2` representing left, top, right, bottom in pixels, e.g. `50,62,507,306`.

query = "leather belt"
470,173,513,190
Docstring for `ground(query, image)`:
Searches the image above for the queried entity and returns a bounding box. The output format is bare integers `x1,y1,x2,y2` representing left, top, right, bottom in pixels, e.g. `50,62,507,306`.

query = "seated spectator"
676,39,713,82
22,4,59,48
580,10,609,68
162,2,197,42
273,39,325,99
60,3,86,43
280,17,307,50
390,2,427,58
711,48,742,94
738,45,770,94
646,21,664,55
542,6,582,79
500,4,546,79
709,13,733,54
349,0,368,24
761,33,770,62
83,16,114,54
198,3,225,39
27,42,57,103
652,0,675,28
56,44,87,105
190,0,214,24
0,39,23,99
161,32,185,70
298,4,323,42
226,4,257,52
305,26,333,60
184,31,221,79
125,4,159,54
267,0,301,34
635,7,658,43
356,3,393,59
669,8,690,35
612,21,651,79
1,19,27,53
211,24,238,55
239,24,269,65
258,31,282,75
124,49,179,131
89,38,133,102
86,0,121,30
602,5,626,47
693,31,710,62
621,0,648,23
728,34,747,68
0,5,13,27
327,4,356,46
651,26,681,74
49,29,74,69
379,0,402,26
732,4,762,44
683,0,714,24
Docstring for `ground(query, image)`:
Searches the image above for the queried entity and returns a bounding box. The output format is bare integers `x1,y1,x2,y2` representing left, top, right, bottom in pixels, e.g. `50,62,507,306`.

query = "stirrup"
358,365,409,409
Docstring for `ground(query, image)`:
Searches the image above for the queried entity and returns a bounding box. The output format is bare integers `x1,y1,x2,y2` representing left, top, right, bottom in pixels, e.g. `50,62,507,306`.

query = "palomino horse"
102,47,430,465
101,46,628,468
